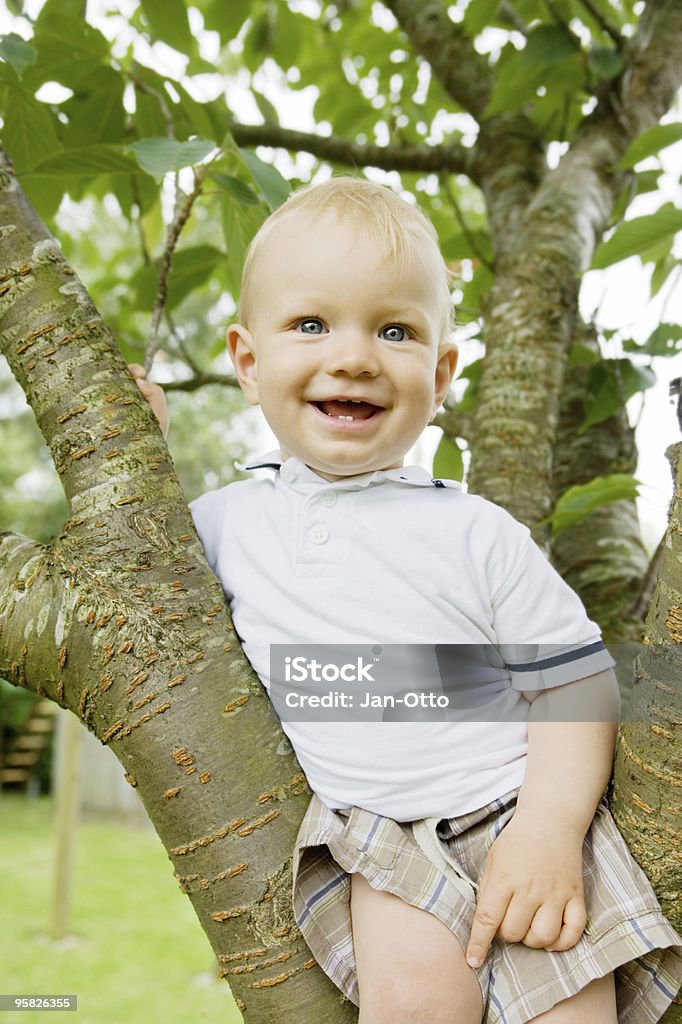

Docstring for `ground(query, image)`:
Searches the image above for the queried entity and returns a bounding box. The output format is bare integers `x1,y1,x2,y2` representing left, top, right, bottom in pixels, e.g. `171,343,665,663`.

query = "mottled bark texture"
0,154,355,1024
388,0,682,530
610,442,682,941
550,326,648,650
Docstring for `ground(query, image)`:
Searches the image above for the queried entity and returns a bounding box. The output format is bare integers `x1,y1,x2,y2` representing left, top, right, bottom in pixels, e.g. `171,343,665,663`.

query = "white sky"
1,0,680,550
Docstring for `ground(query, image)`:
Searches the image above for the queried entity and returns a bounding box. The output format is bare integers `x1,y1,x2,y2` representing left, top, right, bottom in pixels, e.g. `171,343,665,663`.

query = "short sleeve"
489,513,615,690
189,488,229,576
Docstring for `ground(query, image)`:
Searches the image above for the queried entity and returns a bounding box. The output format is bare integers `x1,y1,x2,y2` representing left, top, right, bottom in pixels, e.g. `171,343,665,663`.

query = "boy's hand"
465,812,587,968
129,364,169,439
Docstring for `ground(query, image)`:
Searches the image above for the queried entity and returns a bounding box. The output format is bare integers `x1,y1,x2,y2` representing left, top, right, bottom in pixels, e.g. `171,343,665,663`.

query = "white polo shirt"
190,452,614,821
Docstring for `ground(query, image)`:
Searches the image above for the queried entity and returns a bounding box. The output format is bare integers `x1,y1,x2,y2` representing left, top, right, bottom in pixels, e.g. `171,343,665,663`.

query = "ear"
226,324,260,405
431,343,458,417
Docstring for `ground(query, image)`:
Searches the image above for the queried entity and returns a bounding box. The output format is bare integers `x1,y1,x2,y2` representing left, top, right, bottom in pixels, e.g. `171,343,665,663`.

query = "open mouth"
313,399,383,422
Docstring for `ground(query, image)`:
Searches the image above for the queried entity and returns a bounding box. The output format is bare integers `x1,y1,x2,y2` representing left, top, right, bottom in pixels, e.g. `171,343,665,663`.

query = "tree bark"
0,152,355,1023
610,440,682,934
464,0,682,530
550,325,648,649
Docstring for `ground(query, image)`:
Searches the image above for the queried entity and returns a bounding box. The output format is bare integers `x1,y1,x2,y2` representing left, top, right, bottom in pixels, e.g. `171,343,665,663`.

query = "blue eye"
381,324,408,342
298,318,324,334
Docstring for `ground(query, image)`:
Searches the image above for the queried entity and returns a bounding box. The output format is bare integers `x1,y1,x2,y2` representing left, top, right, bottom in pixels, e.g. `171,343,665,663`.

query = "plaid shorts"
292,789,682,1023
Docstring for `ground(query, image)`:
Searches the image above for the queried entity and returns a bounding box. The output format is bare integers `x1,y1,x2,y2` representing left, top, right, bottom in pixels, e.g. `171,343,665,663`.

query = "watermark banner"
268,642,669,722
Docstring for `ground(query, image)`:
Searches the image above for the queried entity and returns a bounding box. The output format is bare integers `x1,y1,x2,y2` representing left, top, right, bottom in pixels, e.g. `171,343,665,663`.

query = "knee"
358,970,482,1024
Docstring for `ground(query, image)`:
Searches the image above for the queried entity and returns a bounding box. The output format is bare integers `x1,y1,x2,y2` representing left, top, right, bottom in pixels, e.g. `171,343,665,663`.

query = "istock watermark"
268,642,659,723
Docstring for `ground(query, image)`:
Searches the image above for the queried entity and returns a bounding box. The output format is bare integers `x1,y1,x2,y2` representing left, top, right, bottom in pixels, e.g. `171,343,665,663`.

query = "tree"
0,1,680,1021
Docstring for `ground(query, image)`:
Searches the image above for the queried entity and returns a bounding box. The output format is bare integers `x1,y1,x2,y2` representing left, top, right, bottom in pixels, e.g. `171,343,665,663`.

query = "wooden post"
50,709,83,940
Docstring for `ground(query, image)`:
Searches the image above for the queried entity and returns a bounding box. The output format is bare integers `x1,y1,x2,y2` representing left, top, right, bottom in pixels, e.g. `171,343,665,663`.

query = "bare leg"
529,973,617,1023
350,872,484,1024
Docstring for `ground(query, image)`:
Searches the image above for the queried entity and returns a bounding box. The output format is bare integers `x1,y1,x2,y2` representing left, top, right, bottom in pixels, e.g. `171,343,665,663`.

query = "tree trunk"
610,440,682,930
0,152,355,1023
550,325,648,647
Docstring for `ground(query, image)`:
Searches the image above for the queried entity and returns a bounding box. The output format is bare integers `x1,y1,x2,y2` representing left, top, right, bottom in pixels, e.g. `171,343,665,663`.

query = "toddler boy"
132,175,681,1024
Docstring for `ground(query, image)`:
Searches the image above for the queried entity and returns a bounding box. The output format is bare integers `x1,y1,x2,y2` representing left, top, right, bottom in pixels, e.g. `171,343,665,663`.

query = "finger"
494,893,541,944
521,903,564,950
546,896,587,952
466,887,511,968
128,363,146,379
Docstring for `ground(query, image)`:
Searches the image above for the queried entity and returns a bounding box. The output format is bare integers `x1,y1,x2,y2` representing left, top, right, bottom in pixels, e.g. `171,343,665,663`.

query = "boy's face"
227,211,457,481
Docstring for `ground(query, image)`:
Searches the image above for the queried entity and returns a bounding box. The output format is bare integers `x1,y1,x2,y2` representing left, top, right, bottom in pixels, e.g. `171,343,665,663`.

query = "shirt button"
309,525,329,545
319,490,337,507
281,464,296,482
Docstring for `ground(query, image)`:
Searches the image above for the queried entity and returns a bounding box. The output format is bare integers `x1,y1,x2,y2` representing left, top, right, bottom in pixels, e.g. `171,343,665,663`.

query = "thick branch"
229,119,477,179
382,0,492,117
0,147,355,1023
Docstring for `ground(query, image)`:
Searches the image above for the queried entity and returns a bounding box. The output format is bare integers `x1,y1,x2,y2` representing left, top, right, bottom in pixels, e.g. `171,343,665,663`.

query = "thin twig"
130,65,175,136
440,173,495,272
576,0,625,48
144,172,204,372
161,372,240,392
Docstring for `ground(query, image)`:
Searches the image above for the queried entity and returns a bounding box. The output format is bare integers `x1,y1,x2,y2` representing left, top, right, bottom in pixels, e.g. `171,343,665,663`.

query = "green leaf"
587,45,624,81
140,0,193,55
523,25,578,65
23,145,139,179
221,196,266,300
166,245,225,308
463,0,500,35
62,69,126,147
568,343,600,366
24,14,109,90
549,475,640,535
591,204,682,269
200,0,252,47
457,265,494,322
211,173,261,207
433,435,464,482
624,322,682,357
582,359,656,429
619,123,682,169
252,88,280,126
649,256,679,300
0,33,36,75
128,137,216,179
635,170,661,196
1,81,62,173
238,148,290,211
134,90,169,140
485,27,580,116
443,229,494,263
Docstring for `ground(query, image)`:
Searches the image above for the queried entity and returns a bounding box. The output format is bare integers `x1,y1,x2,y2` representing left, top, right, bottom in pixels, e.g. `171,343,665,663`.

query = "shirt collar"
237,450,444,490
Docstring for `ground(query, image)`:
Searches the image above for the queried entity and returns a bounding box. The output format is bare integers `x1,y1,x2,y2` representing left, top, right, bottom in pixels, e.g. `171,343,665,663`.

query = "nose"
327,329,380,378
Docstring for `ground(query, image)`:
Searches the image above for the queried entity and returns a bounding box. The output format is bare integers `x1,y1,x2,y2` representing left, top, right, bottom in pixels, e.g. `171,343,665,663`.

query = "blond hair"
237,175,454,342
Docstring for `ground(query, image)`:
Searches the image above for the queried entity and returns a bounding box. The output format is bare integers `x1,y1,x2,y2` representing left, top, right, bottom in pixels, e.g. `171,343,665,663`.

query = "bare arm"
516,669,620,833
465,669,620,968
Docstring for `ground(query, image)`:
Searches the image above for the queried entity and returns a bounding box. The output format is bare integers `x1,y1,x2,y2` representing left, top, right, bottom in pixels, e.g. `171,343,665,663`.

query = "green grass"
0,794,243,1024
